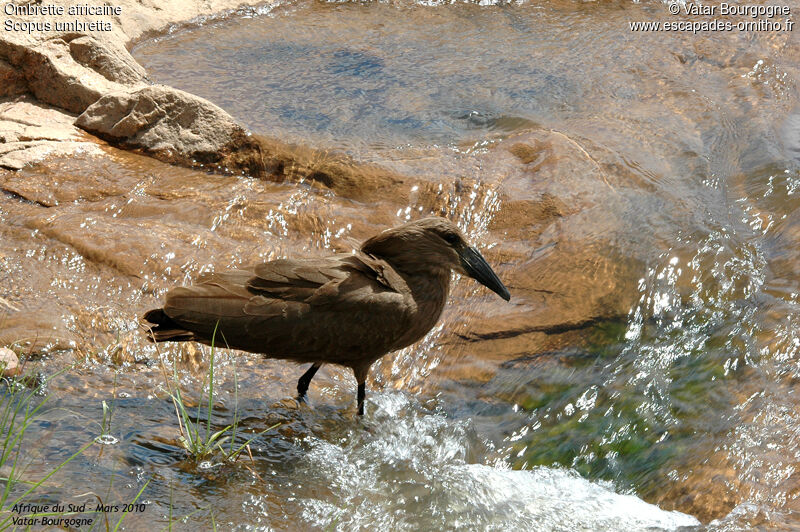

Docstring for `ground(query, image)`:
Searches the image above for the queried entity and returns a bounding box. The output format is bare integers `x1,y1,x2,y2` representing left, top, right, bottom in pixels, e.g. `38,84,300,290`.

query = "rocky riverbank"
2,0,425,202
1,0,269,171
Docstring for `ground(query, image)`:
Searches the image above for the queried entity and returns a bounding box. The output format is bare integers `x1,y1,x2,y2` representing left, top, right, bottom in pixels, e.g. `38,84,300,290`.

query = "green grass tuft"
162,322,279,463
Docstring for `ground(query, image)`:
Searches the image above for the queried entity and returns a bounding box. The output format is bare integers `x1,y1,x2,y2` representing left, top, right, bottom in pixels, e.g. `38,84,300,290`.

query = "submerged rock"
239,135,409,202
425,128,643,385
654,454,740,523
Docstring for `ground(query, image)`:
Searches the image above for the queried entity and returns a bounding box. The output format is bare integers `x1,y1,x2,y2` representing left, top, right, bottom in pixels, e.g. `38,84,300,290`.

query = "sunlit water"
1,0,799,529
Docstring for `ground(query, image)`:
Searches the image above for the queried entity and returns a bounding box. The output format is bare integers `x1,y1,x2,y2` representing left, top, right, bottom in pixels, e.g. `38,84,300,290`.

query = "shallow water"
2,0,800,529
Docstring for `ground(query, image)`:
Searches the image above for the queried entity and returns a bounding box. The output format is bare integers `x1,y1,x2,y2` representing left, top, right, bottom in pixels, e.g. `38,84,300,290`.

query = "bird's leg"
357,382,366,416
296,363,321,401
353,365,369,416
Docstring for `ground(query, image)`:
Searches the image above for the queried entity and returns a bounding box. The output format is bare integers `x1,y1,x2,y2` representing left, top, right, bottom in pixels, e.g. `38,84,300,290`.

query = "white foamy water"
290,393,699,531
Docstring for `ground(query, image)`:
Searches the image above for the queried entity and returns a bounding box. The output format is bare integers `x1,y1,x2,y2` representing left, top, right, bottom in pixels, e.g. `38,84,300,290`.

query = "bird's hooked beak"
459,246,511,301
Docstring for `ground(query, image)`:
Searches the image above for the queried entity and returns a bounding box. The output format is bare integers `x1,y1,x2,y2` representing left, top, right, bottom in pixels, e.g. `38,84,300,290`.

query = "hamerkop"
143,217,510,415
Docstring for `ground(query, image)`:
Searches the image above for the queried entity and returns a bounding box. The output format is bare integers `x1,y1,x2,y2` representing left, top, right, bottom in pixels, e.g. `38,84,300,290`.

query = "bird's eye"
443,232,460,245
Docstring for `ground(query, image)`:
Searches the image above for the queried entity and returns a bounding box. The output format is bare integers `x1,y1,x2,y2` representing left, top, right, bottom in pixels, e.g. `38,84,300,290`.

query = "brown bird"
142,217,510,415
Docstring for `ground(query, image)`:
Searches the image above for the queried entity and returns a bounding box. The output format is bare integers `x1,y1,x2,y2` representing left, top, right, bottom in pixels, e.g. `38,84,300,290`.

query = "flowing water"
2,0,800,529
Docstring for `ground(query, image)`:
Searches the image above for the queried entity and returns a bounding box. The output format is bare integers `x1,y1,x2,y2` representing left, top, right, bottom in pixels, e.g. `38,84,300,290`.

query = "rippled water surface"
2,0,800,529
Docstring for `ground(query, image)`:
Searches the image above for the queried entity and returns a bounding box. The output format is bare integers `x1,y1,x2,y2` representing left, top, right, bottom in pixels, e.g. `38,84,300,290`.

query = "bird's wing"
245,257,350,301
245,253,409,302
163,255,415,360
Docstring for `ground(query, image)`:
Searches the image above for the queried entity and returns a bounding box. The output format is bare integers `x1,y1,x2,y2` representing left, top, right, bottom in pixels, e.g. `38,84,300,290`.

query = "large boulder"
76,85,245,163
0,34,137,113
76,86,409,200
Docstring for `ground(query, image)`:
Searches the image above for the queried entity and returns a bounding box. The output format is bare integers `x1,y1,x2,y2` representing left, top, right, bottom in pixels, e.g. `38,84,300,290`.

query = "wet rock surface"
237,134,411,201
0,123,642,365
427,129,643,386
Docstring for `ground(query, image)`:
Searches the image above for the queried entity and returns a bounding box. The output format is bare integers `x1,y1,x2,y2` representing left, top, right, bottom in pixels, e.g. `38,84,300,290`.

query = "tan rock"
68,36,147,85
75,89,408,200
0,0,413,185
0,59,27,97
76,85,248,163
0,0,261,111
0,97,84,143
0,97,104,169
5,38,128,114
0,141,104,170
0,347,20,377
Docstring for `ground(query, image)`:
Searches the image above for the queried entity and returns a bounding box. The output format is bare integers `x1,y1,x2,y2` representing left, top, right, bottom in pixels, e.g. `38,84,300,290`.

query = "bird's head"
361,217,511,301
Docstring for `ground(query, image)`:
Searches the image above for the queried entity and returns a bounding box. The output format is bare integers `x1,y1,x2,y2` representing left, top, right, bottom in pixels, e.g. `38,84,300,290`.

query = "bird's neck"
395,263,451,309
375,253,451,311
389,265,451,350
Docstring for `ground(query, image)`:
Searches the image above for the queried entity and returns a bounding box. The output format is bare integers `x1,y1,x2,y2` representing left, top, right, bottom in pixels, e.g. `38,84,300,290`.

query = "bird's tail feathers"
141,308,195,343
